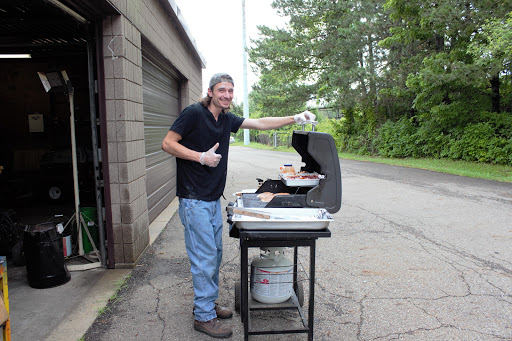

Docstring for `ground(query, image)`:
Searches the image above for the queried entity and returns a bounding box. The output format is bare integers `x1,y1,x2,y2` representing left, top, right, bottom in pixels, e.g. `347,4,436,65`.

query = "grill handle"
300,121,318,131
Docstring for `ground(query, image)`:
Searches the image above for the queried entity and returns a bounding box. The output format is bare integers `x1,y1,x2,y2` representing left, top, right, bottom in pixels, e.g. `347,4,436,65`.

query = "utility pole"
242,0,250,145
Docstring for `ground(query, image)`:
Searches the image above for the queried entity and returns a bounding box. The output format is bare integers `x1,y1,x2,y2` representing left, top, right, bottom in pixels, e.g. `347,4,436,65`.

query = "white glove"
199,143,222,167
294,110,316,124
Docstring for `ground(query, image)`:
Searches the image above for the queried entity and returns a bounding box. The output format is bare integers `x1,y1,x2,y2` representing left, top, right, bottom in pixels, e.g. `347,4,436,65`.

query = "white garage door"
142,57,179,223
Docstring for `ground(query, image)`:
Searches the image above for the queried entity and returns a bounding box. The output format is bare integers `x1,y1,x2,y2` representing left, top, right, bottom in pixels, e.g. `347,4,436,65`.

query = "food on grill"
281,173,322,180
257,192,290,202
279,172,325,187
256,192,273,202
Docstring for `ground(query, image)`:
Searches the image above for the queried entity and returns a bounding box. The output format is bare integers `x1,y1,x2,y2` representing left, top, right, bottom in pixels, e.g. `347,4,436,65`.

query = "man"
161,73,315,338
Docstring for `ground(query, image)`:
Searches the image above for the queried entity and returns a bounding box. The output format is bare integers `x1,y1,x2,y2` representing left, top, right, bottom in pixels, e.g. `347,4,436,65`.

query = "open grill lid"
291,130,342,213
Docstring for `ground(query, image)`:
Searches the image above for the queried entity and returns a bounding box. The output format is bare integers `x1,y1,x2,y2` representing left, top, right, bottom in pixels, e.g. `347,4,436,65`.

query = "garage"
0,0,204,269
0,0,113,265
0,2,207,334
142,54,180,223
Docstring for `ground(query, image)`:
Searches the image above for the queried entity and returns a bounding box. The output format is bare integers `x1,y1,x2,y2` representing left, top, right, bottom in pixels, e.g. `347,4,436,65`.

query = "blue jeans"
178,198,223,322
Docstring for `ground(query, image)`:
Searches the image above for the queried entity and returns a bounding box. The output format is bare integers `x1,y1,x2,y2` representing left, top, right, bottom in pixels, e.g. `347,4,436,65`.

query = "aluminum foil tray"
232,208,332,230
280,173,321,187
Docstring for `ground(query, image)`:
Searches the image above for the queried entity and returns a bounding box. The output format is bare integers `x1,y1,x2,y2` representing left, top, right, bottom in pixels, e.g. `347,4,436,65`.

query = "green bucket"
80,207,99,254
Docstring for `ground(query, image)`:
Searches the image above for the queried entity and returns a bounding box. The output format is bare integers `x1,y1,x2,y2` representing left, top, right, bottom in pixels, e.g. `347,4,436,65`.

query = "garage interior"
0,0,104,265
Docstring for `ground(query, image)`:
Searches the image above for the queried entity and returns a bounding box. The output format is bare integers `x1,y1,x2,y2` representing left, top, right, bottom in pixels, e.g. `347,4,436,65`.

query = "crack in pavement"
353,201,512,276
321,198,512,340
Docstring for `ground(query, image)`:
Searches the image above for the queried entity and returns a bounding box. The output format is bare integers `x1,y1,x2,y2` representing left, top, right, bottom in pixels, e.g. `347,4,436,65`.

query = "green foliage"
369,113,512,165
411,120,451,158
249,73,313,117
315,118,336,137
245,0,512,165
375,117,416,158
446,123,510,164
469,12,512,76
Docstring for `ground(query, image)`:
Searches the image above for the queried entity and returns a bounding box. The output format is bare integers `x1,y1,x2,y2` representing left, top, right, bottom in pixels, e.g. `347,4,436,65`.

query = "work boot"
194,318,233,338
193,303,233,319
215,303,233,319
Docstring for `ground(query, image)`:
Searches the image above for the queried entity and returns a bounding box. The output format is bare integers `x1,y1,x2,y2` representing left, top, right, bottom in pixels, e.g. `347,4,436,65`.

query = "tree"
247,0,512,163
384,0,512,130
249,0,392,125
469,12,512,113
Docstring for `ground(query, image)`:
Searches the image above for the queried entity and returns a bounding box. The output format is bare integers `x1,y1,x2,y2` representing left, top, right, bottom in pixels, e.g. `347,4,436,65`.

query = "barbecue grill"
227,124,342,340
238,126,341,212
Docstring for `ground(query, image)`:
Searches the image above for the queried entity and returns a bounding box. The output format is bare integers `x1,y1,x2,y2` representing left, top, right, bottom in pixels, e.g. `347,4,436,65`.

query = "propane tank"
250,247,293,304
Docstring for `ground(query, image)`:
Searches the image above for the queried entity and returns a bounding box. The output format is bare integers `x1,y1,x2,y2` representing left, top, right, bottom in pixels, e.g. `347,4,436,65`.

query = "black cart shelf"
230,226,331,341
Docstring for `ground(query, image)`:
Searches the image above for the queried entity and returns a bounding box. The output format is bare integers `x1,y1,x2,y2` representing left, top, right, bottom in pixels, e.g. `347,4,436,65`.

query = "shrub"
446,122,511,164
411,120,451,158
374,117,416,158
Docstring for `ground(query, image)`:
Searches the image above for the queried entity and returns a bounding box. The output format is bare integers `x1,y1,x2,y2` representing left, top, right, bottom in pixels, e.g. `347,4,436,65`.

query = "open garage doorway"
0,0,105,265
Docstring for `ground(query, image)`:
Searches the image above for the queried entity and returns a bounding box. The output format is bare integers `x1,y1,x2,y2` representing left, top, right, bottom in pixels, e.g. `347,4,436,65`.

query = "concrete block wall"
103,14,148,267
102,0,203,267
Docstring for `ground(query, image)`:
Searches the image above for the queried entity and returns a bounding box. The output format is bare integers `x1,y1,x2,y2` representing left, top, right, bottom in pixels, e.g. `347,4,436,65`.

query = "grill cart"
227,125,342,340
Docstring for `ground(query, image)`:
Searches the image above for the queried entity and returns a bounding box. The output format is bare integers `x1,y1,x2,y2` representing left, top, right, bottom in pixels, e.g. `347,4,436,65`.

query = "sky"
175,0,289,104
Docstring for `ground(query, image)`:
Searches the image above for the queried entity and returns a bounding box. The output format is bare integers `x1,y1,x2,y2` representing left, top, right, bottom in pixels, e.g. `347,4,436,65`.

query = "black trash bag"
24,222,70,289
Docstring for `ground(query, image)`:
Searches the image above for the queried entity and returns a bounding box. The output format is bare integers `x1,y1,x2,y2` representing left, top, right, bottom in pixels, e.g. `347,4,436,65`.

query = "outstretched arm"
239,111,315,131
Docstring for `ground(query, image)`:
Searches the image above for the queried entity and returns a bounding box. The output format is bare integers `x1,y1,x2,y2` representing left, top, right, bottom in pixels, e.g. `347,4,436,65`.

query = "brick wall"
102,0,203,267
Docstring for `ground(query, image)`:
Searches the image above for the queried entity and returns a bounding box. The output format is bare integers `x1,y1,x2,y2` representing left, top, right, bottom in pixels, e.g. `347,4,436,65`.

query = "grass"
97,274,132,316
231,141,512,183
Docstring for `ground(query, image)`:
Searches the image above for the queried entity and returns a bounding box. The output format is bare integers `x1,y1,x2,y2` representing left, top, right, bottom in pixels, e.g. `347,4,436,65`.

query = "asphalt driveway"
84,146,512,340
